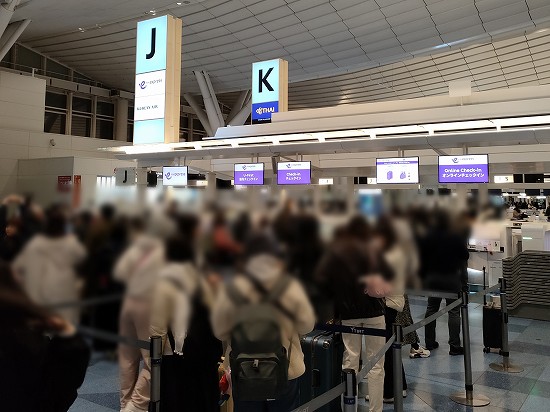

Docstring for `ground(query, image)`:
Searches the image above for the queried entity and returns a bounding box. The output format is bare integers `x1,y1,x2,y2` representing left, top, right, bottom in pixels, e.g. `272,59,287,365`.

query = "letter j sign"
251,59,288,124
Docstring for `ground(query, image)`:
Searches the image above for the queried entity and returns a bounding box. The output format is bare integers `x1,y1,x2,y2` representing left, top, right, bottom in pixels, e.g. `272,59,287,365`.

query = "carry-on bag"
299,330,344,412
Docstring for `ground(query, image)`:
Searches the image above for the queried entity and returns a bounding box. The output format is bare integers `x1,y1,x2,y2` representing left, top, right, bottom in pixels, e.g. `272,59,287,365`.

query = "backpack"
226,273,294,402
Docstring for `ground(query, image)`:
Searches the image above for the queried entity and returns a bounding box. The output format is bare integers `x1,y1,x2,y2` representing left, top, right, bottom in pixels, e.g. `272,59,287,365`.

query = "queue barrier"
51,280,514,412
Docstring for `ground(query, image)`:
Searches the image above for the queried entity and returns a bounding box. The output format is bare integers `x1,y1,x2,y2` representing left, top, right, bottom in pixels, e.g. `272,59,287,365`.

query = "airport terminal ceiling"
13,0,550,109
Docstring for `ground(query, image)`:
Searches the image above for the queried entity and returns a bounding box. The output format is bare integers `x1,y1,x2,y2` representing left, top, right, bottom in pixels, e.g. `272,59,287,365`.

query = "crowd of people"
0,194,474,412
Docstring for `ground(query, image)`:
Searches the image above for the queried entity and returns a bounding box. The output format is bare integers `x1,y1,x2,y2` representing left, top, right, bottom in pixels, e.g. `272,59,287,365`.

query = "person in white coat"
150,225,222,412
12,207,86,325
114,217,166,412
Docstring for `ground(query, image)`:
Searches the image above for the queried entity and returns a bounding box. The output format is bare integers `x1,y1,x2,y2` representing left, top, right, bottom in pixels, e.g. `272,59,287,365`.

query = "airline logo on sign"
133,15,181,145
251,59,287,124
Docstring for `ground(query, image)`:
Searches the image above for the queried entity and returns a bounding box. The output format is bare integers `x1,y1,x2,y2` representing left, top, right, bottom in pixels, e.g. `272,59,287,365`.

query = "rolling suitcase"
482,267,503,353
299,330,344,412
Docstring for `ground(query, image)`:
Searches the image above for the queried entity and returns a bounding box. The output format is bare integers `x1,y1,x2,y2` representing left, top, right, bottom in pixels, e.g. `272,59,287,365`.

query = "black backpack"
226,273,294,402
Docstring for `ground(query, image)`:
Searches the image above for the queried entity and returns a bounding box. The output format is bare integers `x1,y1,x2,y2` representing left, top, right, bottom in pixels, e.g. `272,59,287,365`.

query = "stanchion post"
342,369,357,412
450,291,491,407
149,336,162,412
490,278,523,373
392,324,404,412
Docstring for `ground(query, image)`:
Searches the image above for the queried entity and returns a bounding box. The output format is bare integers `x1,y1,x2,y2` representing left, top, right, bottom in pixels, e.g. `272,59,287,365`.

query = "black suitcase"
481,267,503,353
299,331,344,412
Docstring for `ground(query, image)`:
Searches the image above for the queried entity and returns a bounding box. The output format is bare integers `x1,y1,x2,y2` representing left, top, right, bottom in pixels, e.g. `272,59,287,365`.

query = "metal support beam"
183,93,214,137
0,0,20,37
228,97,251,126
194,71,222,133
202,71,224,128
432,147,449,156
0,18,31,61
226,89,250,124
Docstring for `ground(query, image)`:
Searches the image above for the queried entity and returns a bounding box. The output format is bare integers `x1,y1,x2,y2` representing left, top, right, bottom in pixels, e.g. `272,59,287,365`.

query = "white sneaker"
403,389,407,398
410,346,430,358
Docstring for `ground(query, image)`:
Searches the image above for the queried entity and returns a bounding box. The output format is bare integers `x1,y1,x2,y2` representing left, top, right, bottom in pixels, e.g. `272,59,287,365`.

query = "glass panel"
1,45,13,65
71,116,91,137
97,100,115,117
74,73,92,85
127,122,134,142
96,119,114,139
192,118,204,131
44,112,66,134
73,96,92,113
180,116,189,129
128,106,134,120
46,59,70,80
16,45,42,73
45,92,67,109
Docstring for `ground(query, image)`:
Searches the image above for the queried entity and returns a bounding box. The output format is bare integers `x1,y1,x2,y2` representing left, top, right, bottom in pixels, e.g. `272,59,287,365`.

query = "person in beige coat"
211,233,316,412
114,218,166,412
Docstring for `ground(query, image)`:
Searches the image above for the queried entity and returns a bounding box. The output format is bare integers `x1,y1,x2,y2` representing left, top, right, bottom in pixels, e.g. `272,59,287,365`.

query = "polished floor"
69,298,550,411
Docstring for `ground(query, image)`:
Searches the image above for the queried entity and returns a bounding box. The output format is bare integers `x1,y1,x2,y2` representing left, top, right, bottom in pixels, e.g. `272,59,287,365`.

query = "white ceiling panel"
10,0,549,110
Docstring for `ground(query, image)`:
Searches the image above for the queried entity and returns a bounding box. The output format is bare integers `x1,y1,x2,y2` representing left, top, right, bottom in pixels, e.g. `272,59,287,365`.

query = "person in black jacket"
315,216,392,412
421,211,469,355
0,260,90,412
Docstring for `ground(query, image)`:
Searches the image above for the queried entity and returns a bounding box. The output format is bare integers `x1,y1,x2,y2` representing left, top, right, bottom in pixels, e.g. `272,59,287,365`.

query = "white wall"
0,127,131,198
0,72,45,133
74,157,135,207
17,157,74,206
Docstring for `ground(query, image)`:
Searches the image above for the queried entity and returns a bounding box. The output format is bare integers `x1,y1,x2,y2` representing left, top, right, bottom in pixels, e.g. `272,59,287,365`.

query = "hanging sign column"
133,15,182,145
251,58,288,124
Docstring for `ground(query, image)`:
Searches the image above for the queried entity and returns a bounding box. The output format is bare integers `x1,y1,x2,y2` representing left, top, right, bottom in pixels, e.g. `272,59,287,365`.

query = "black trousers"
383,307,407,398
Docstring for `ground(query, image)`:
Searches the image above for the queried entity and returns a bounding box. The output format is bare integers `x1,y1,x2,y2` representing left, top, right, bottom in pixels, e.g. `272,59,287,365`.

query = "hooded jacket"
114,234,165,299
211,254,315,380
12,234,86,323
150,262,214,354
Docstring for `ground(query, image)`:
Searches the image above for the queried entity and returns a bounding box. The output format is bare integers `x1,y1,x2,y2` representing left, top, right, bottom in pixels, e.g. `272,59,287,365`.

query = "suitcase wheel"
483,347,489,354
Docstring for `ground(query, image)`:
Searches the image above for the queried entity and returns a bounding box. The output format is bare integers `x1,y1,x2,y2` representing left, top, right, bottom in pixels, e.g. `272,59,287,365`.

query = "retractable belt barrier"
47,294,123,310
315,323,387,337
298,284,506,411
77,326,150,351
57,283,506,412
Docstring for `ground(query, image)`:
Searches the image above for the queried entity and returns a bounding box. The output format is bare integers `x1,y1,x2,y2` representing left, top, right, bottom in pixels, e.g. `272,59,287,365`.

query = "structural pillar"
346,176,355,216
115,98,129,142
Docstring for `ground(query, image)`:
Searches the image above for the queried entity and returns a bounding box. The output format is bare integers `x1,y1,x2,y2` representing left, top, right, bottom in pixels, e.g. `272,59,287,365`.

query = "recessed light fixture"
78,27,85,32
150,9,156,15
176,2,182,5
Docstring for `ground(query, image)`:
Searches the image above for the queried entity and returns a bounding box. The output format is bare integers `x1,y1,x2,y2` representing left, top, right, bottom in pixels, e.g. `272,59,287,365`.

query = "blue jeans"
233,378,300,412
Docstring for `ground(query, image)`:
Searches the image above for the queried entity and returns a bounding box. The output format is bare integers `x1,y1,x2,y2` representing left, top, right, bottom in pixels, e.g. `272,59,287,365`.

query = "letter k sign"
258,68,274,93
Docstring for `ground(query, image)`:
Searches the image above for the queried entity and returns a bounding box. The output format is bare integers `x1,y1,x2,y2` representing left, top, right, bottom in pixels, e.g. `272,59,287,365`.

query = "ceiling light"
176,2,182,4
493,115,550,127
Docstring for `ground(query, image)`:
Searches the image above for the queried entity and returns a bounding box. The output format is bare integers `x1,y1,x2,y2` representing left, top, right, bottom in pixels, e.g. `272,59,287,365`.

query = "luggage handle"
312,369,320,388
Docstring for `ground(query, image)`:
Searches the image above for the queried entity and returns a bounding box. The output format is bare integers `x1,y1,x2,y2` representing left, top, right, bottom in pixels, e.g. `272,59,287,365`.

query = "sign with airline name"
251,58,288,124
134,15,182,145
